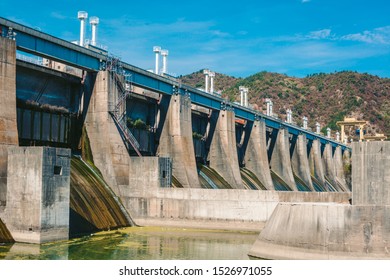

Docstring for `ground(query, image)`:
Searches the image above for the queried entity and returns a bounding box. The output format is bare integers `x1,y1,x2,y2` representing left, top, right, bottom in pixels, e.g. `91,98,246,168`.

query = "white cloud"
307,29,332,39
341,26,390,44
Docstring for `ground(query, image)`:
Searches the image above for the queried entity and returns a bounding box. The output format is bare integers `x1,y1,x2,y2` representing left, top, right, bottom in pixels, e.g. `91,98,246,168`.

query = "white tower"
327,128,331,138
315,122,321,134
203,69,210,93
78,11,88,47
302,116,308,129
89,16,99,46
239,87,248,107
209,71,215,93
286,109,292,123
336,131,340,142
153,46,161,74
161,49,168,74
265,98,273,116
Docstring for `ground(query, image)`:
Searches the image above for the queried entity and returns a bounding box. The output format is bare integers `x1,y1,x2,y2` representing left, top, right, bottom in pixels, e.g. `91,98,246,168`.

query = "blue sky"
1,0,390,78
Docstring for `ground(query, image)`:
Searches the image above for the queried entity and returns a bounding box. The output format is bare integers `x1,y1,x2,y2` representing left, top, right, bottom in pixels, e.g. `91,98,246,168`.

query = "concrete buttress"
244,120,274,190
157,94,201,188
85,71,130,195
309,139,326,188
0,37,18,206
291,134,315,191
209,110,244,189
270,128,298,191
333,146,349,191
322,143,341,191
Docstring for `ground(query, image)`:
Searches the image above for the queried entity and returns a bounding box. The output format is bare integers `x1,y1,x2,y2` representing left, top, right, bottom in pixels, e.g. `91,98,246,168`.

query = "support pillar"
334,146,349,192
85,71,130,195
322,143,341,191
0,37,18,206
209,110,244,189
270,129,298,191
308,139,326,187
291,135,315,191
245,120,274,190
158,94,201,188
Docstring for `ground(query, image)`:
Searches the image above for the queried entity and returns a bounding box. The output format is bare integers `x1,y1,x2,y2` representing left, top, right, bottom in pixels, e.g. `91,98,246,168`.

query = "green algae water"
0,227,258,260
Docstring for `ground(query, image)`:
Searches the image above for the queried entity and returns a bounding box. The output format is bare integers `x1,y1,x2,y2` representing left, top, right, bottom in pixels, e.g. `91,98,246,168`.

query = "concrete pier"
309,139,326,188
334,146,349,191
157,94,201,188
249,141,390,259
85,71,130,195
322,143,340,191
209,110,244,189
4,147,71,243
0,37,18,206
270,128,298,191
245,120,274,190
291,134,315,191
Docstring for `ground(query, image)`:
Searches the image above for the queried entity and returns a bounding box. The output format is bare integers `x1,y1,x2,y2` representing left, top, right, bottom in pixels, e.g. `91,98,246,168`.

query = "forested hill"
180,70,390,138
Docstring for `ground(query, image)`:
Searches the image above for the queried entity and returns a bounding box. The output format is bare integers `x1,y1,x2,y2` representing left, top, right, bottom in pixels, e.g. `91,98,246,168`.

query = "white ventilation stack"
244,87,249,107
153,46,161,74
265,98,273,116
90,16,99,46
78,11,88,47
161,49,168,74
209,71,215,93
302,116,308,129
203,69,210,93
239,86,249,107
239,86,245,106
286,109,292,123
315,122,321,134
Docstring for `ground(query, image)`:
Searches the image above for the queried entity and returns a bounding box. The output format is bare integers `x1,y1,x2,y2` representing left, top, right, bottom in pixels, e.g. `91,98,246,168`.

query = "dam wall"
124,156,349,231
249,141,390,259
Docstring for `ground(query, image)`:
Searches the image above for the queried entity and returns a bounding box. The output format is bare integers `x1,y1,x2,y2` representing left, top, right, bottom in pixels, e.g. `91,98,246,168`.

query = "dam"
2,15,387,259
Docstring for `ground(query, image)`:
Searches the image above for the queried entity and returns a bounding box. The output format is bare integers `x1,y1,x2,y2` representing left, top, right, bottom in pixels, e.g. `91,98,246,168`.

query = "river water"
0,227,259,260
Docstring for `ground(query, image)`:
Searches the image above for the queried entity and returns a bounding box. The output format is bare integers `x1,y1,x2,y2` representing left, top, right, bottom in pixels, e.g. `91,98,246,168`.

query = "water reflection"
0,227,258,260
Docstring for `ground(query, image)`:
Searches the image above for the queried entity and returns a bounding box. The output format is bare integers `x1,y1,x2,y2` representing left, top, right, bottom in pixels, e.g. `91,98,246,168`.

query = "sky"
1,0,390,78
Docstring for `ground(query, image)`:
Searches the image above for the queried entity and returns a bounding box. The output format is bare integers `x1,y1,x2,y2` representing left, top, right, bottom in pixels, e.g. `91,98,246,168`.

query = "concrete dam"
3,16,388,259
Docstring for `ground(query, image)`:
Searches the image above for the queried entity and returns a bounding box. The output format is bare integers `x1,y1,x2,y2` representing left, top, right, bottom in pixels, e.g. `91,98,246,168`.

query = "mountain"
180,70,390,139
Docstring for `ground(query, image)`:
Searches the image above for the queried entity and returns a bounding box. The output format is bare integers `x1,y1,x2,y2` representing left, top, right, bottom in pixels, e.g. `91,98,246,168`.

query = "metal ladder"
110,72,142,157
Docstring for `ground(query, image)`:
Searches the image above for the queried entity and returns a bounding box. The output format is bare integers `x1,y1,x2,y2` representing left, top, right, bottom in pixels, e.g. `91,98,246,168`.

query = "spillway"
197,164,233,189
70,156,133,237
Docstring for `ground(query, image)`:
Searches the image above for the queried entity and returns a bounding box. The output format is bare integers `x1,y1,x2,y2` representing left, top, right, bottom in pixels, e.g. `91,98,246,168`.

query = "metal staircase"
109,72,142,157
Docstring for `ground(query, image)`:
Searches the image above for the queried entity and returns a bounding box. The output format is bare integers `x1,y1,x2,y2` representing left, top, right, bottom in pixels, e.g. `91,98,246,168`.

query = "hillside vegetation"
180,70,390,139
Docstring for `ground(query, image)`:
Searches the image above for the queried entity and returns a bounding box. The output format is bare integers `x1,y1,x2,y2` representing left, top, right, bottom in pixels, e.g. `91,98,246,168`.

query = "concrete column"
245,120,274,190
352,142,390,205
0,37,18,207
322,143,341,191
209,110,244,189
85,71,130,195
308,139,326,187
333,146,349,191
158,94,201,188
5,147,71,243
270,129,298,191
291,135,315,191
